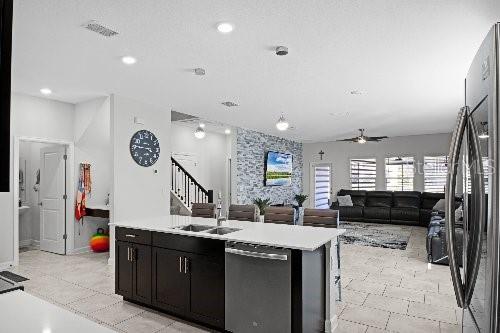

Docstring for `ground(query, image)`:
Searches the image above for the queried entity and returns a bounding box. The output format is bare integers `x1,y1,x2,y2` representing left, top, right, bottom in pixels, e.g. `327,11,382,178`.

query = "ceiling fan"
336,129,388,144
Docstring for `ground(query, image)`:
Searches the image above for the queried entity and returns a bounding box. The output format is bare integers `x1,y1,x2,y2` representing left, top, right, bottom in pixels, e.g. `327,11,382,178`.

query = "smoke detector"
221,101,239,107
275,46,288,56
82,20,118,37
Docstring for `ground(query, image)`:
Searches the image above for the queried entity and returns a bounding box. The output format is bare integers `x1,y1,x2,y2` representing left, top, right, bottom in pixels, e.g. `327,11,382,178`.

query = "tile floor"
8,251,209,332
337,225,460,333
7,224,459,333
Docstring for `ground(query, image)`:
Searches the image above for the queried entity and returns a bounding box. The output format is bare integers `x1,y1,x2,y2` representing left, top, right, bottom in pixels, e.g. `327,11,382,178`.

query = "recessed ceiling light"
199,123,206,128
217,22,233,34
121,56,137,65
224,129,231,135
40,88,52,95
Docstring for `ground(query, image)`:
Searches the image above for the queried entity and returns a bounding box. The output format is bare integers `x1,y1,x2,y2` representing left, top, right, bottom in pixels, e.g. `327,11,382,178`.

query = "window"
385,156,414,191
350,158,376,190
424,156,448,193
313,164,331,209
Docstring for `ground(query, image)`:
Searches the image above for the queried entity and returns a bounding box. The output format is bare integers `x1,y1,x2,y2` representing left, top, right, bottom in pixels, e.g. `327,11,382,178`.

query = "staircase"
171,157,213,213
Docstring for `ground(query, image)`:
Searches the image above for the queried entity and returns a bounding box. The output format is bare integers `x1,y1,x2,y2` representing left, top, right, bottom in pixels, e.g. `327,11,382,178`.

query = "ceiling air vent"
82,20,118,37
221,101,239,107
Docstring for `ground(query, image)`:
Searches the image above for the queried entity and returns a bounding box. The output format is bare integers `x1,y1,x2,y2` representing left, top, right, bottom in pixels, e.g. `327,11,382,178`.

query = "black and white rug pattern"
339,221,412,250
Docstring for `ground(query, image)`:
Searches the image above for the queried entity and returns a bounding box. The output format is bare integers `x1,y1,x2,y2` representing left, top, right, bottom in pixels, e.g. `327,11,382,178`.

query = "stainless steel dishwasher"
225,242,292,333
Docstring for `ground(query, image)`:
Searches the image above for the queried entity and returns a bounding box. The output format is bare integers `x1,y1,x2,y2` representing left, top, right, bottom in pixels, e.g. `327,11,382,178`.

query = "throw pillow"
337,195,353,207
433,199,446,211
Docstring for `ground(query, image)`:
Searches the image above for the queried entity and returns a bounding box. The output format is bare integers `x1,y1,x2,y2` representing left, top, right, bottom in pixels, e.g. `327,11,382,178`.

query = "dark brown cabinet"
152,247,190,312
115,240,152,304
151,244,225,329
115,227,225,331
189,253,225,323
115,241,133,299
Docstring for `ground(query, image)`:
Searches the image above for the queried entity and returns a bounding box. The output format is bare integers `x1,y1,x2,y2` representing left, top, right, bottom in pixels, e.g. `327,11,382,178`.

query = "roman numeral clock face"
130,130,160,167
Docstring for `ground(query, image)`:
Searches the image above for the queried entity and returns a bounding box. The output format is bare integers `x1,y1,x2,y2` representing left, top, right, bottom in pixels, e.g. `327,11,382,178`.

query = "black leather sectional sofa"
331,189,450,227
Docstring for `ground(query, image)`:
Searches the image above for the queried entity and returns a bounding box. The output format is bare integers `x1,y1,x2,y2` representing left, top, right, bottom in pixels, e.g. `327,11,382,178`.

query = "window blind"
385,156,414,191
424,156,448,193
350,158,376,190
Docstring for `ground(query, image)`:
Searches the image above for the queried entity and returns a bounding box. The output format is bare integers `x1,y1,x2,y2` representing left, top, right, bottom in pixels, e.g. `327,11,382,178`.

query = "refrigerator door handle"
446,107,467,308
464,114,486,306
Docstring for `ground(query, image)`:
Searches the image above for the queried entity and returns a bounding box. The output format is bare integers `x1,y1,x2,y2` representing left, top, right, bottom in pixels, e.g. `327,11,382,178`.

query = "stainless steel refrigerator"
446,23,499,332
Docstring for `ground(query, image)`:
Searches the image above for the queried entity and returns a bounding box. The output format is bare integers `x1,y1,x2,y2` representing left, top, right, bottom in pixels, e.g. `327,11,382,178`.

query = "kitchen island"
111,215,344,333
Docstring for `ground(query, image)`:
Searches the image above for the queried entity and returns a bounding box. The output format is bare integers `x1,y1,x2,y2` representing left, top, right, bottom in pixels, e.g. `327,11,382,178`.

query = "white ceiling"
12,0,500,142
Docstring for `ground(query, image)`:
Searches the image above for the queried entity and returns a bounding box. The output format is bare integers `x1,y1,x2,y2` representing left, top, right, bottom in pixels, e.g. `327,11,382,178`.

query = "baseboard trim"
0,261,14,270
19,239,32,247
68,246,90,255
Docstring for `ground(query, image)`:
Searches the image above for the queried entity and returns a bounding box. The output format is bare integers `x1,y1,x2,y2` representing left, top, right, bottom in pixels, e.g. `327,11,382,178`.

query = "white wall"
110,94,170,265
302,133,452,207
111,95,170,222
73,97,111,251
0,93,75,266
170,123,229,211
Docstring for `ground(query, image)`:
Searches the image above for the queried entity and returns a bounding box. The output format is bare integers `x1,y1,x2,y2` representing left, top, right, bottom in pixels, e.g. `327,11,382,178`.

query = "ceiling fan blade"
365,136,388,141
336,138,357,142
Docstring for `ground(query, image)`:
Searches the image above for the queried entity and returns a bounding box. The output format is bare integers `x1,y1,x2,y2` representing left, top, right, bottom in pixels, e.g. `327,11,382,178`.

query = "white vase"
297,207,304,225
259,215,265,223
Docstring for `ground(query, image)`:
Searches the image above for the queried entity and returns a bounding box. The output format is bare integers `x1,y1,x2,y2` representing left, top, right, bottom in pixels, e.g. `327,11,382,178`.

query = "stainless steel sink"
174,224,214,232
204,227,241,235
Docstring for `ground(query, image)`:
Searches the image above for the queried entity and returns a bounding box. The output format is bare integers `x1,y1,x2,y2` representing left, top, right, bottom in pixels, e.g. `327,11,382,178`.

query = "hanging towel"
75,163,92,221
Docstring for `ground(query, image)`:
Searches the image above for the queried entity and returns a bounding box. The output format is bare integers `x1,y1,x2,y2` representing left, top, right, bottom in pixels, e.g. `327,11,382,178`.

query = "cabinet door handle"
184,257,189,274
127,247,131,262
179,257,182,273
125,234,137,238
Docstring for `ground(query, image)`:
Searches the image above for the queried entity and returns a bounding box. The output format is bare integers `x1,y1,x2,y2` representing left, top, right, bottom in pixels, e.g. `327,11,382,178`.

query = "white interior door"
311,163,332,209
39,145,66,254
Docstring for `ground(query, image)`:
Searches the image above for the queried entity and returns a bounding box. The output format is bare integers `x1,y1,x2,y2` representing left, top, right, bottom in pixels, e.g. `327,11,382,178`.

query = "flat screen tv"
265,151,293,186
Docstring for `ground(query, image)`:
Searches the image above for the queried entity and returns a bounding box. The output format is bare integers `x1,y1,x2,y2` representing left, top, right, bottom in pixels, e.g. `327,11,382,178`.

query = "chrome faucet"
216,193,225,226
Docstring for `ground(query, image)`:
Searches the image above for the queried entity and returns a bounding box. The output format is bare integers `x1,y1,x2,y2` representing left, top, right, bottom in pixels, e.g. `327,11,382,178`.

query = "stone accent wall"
236,128,303,205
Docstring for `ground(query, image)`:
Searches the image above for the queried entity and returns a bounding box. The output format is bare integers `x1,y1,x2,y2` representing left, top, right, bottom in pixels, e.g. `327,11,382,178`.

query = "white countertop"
0,290,113,333
111,215,345,251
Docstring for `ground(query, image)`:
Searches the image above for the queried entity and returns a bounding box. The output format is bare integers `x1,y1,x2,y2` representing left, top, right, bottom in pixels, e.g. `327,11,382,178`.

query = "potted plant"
253,198,271,222
294,194,308,225
294,194,308,207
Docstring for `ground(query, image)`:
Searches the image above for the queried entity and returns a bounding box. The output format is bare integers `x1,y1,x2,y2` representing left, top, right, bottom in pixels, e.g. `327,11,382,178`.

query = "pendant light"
276,114,289,131
194,124,206,139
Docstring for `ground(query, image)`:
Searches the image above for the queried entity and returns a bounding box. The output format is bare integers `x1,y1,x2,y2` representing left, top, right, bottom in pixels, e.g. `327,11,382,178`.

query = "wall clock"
130,130,160,167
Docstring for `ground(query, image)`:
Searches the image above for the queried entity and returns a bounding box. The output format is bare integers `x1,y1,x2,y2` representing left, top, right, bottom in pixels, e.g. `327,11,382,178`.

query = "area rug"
339,221,412,250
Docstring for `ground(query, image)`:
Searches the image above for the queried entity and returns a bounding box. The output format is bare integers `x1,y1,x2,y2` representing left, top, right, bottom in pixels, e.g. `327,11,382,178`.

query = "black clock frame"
129,130,160,167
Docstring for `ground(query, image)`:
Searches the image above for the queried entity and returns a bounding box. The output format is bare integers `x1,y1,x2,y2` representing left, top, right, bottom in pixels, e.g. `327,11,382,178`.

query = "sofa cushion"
364,206,390,220
421,192,444,209
339,206,363,219
338,190,366,207
433,199,446,211
337,195,353,206
365,191,393,207
391,207,419,221
393,191,421,208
